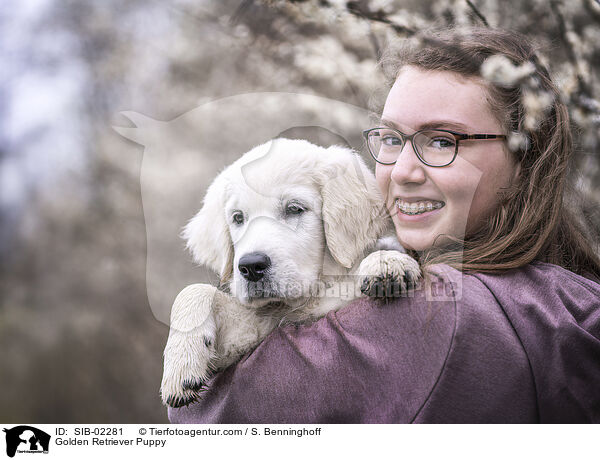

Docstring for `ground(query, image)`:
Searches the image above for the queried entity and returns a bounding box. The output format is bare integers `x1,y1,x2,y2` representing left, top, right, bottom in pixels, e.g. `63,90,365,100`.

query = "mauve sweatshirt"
168,262,600,423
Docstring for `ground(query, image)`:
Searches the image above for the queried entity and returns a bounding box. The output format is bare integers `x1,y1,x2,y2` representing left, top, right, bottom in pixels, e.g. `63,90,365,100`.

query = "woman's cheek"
375,165,393,206
444,159,485,235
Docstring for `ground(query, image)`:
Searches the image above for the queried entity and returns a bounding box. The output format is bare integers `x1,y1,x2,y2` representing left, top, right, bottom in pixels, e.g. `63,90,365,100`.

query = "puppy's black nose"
238,253,271,282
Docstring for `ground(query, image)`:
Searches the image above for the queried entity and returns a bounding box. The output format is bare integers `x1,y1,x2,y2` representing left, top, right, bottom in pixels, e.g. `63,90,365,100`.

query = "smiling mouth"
395,199,445,216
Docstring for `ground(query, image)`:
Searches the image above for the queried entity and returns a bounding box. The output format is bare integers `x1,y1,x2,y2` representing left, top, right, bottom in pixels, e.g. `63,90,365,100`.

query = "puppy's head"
184,138,388,307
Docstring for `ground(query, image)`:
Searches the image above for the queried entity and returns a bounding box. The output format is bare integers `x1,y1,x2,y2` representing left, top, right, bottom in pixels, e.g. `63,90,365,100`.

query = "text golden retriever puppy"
161,138,419,407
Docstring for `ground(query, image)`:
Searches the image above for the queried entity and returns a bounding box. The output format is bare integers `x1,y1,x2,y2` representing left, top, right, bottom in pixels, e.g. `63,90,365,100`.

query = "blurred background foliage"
1,0,598,422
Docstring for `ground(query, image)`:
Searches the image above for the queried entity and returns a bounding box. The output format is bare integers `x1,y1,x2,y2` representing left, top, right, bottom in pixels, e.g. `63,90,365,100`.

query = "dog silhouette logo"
112,92,373,326
3,426,50,457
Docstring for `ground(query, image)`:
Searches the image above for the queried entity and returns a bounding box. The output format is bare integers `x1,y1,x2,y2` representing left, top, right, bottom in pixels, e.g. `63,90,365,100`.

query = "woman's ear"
320,146,389,268
182,173,233,282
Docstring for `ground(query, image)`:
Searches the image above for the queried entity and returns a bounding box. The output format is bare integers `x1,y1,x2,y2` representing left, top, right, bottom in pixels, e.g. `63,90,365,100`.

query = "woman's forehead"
383,66,499,132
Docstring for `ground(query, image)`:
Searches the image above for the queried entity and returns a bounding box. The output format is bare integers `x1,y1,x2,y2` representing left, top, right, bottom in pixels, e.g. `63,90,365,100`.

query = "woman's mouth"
395,199,445,216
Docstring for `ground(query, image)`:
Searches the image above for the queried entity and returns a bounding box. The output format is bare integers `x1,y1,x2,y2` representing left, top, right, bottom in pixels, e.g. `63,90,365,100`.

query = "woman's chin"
394,235,432,253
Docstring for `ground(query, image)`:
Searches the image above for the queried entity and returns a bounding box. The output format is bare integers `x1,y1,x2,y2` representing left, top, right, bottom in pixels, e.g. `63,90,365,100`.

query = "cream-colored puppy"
161,138,420,407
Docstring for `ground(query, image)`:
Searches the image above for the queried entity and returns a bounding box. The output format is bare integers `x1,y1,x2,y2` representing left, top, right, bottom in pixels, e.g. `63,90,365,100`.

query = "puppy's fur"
161,139,420,407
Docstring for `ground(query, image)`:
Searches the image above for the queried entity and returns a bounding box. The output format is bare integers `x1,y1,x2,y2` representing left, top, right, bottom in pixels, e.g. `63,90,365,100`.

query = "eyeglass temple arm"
460,134,507,140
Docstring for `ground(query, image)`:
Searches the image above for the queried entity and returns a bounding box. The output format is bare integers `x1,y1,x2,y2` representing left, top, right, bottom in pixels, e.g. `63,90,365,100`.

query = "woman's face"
376,66,521,252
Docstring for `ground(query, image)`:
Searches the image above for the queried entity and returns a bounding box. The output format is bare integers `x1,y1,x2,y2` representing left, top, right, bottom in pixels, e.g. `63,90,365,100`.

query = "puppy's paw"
161,383,205,409
160,284,218,408
359,250,421,301
160,335,214,408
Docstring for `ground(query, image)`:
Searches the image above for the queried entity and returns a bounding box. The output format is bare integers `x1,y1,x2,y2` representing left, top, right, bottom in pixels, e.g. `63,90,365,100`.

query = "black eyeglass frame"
363,127,507,167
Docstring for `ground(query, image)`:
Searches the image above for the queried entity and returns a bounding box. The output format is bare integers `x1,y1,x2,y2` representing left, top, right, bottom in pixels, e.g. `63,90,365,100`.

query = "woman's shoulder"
466,261,600,336
327,265,541,422
422,261,600,333
406,262,600,422
430,260,599,297
471,260,600,297
457,262,600,422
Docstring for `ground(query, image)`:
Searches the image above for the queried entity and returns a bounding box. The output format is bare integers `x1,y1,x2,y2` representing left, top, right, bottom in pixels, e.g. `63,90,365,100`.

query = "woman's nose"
390,142,426,185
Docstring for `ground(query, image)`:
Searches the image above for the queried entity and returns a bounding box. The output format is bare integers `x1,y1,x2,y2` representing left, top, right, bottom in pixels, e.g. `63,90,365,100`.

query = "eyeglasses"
363,127,507,167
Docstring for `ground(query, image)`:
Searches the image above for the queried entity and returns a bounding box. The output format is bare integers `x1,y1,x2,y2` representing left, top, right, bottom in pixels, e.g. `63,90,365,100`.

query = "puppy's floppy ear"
182,172,233,281
320,146,389,268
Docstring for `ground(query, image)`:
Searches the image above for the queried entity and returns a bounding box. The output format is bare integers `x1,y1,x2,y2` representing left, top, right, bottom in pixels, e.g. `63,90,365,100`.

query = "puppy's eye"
232,211,244,225
285,203,305,215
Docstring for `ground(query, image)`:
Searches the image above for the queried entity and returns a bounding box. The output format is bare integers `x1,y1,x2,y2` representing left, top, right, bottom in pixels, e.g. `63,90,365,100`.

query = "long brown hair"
381,27,600,280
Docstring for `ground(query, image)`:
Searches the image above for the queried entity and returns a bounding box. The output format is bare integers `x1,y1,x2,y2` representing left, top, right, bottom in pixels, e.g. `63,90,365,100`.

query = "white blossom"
480,55,535,87
522,89,554,130
507,131,530,152
555,64,580,100
452,0,472,26
327,0,348,9
387,10,429,30
368,0,395,14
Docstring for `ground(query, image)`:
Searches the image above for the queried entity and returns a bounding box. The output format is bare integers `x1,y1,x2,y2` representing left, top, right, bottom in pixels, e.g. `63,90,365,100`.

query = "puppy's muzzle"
238,252,271,282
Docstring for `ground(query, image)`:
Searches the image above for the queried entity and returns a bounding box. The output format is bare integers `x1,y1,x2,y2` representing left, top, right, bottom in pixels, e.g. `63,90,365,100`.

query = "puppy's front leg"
161,284,277,408
161,284,225,408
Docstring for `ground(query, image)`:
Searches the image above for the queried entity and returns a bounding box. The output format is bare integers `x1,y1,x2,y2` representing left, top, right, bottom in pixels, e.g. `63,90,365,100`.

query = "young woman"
168,27,600,423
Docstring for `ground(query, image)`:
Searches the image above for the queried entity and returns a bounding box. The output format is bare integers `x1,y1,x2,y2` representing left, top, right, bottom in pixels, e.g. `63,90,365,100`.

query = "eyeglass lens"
368,129,457,166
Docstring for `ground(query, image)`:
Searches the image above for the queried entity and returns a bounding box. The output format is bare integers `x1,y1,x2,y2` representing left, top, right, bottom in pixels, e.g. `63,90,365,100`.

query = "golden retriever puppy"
161,138,420,407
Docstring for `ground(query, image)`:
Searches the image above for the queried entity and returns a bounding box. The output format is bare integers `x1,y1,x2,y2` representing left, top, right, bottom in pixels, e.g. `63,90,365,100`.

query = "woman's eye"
285,203,305,215
430,137,456,149
232,212,244,225
382,135,402,146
